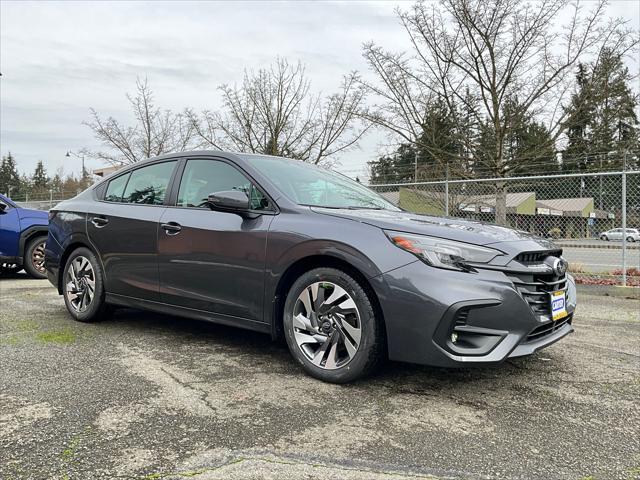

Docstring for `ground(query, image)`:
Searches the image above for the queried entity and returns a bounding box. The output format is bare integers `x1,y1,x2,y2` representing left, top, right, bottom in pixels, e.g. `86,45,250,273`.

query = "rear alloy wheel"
24,237,47,279
283,268,383,383
63,247,110,322
626,236,635,243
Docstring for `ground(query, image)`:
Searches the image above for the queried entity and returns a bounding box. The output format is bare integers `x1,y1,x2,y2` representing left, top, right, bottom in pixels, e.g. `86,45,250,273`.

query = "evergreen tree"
368,144,417,184
474,98,558,177
31,160,49,191
416,99,462,179
564,49,639,171
0,152,22,197
50,171,64,194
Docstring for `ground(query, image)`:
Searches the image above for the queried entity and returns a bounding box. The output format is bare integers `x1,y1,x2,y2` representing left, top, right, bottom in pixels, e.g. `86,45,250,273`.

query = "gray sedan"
45,151,576,383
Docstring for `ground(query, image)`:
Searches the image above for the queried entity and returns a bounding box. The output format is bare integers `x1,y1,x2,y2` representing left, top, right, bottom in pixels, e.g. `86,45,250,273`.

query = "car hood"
312,208,555,248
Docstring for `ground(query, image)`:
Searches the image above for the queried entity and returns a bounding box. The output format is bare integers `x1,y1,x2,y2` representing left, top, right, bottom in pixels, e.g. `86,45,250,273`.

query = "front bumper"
375,260,576,367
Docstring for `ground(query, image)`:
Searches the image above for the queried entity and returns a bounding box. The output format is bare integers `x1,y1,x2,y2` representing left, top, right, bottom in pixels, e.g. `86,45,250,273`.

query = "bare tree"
188,59,370,165
84,78,197,166
361,0,637,224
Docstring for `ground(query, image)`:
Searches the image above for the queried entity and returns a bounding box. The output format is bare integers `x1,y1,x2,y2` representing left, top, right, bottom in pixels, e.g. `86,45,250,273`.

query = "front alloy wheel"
292,281,362,369
283,268,383,383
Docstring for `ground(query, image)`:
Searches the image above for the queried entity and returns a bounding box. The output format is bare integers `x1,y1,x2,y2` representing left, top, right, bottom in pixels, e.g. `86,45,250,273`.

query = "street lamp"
66,150,87,179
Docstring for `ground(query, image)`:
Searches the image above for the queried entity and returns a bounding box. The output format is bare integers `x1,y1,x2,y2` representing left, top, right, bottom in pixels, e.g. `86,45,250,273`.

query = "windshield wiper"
346,206,384,210
302,204,385,210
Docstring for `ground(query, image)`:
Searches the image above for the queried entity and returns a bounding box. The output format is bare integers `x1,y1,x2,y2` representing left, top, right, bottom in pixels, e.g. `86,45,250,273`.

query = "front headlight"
385,230,502,271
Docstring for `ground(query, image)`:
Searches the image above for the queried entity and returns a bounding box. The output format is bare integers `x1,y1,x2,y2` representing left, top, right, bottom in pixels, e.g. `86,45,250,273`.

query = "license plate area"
550,290,567,321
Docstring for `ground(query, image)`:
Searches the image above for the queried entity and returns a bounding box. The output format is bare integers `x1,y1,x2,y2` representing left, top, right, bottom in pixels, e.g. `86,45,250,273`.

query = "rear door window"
121,161,177,205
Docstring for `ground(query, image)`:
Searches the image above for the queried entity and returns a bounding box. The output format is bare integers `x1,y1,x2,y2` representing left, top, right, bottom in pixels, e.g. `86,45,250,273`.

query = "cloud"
1,0,637,180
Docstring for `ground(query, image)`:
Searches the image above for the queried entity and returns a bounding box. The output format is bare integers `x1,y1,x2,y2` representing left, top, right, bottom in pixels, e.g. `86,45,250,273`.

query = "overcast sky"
1,0,638,181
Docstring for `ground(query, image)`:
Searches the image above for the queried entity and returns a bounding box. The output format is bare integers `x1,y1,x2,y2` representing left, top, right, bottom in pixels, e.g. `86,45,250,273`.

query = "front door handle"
91,216,109,228
161,222,182,235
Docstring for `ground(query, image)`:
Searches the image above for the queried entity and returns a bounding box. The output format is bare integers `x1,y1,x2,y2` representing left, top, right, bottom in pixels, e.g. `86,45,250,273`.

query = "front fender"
270,237,383,281
262,213,416,335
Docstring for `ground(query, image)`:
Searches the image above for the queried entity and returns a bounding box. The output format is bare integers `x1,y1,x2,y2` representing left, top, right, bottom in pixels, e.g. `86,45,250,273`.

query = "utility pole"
414,149,418,184
66,150,87,180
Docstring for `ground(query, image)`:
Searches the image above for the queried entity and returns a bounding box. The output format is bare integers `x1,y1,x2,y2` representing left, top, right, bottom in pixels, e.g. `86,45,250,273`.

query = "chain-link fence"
4,169,639,286
370,171,640,287
6,190,81,211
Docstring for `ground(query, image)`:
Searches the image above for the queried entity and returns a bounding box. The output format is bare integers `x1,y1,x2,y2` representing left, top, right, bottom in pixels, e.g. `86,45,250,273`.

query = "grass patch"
0,335,20,345
14,319,39,332
627,466,640,479
37,330,76,344
61,436,80,460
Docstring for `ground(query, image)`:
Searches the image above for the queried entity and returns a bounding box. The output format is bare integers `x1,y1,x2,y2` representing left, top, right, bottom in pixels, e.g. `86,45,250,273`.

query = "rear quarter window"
121,161,177,205
104,173,130,202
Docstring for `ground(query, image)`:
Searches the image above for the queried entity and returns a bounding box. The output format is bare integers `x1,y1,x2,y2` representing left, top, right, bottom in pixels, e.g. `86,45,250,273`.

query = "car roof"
94,150,244,183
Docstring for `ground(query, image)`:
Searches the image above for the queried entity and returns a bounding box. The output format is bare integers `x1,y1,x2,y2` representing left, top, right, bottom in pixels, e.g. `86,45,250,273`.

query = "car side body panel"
87,200,167,302
157,206,275,322
0,194,48,263
0,200,21,258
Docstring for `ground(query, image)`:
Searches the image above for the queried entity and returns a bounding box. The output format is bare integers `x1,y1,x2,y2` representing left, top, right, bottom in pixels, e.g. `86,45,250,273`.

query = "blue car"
0,194,49,278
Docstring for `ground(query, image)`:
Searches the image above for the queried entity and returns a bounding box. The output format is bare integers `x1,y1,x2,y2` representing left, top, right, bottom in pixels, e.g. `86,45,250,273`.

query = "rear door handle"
91,216,109,228
161,222,182,235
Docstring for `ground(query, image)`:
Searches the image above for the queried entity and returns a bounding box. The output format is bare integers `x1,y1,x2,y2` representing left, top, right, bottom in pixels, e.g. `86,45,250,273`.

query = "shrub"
547,227,562,239
568,262,586,273
611,267,640,277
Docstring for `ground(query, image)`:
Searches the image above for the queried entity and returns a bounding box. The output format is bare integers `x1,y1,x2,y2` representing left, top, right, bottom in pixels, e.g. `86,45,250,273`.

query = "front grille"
525,316,572,343
515,250,562,265
508,271,567,320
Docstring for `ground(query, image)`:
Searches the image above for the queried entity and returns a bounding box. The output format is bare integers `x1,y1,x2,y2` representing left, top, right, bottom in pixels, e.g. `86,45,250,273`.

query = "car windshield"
242,155,400,211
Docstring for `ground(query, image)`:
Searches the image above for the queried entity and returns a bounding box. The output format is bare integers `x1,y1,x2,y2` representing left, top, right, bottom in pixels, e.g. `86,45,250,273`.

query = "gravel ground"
1,275,639,480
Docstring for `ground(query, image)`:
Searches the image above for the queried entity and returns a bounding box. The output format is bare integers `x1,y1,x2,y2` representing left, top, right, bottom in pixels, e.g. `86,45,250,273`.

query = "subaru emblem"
552,257,568,276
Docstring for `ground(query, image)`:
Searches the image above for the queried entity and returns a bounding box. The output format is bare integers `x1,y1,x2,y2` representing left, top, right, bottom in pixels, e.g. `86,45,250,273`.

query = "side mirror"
0,200,7,213
207,190,250,212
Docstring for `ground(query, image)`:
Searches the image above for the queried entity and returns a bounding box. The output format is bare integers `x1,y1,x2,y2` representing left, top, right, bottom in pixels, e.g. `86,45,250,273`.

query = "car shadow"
102,306,538,387
0,270,29,280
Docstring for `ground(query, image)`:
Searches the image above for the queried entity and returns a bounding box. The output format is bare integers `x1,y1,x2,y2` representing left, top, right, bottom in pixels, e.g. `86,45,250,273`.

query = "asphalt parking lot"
1,276,639,480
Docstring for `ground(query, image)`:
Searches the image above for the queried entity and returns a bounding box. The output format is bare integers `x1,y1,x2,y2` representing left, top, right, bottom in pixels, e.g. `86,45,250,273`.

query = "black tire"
283,267,383,383
600,235,608,241
23,236,47,279
626,237,635,243
62,247,110,322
